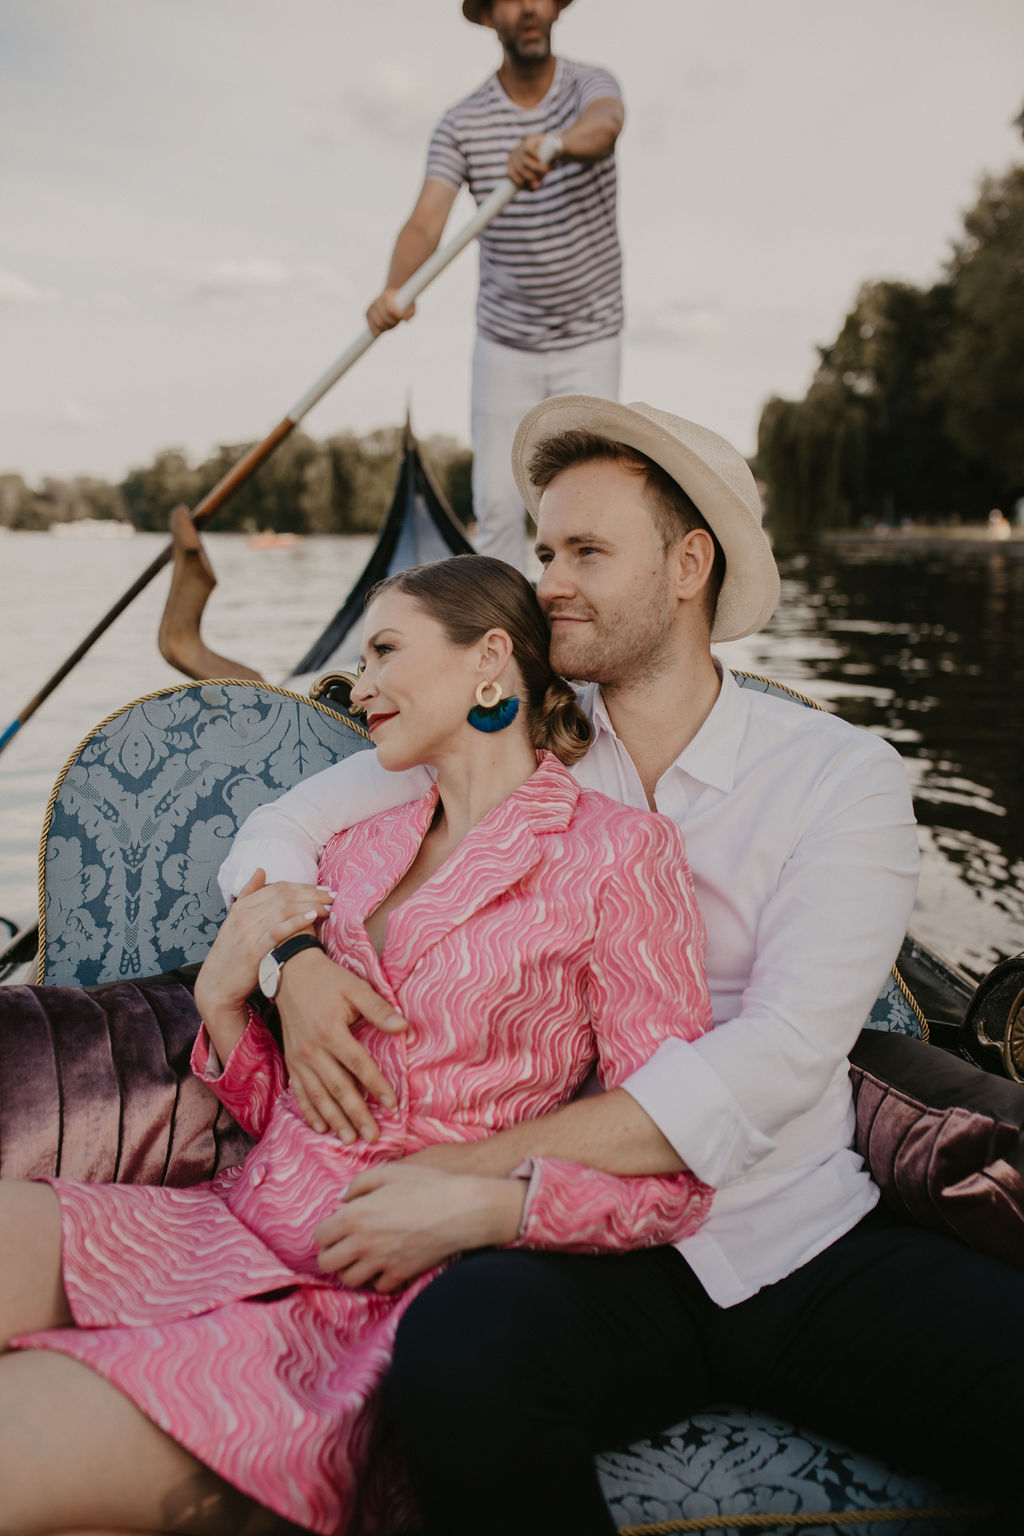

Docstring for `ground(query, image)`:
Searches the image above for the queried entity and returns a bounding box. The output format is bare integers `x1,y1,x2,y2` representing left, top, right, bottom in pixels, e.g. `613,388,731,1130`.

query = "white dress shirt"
218,666,920,1305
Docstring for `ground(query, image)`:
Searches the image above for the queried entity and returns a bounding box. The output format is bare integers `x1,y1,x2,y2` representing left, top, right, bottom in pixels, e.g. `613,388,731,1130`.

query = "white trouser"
470,333,622,571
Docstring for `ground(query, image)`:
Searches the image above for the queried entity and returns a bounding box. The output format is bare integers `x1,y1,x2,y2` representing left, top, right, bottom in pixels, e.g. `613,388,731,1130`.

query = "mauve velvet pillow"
0,977,253,1186
850,1030,1024,1270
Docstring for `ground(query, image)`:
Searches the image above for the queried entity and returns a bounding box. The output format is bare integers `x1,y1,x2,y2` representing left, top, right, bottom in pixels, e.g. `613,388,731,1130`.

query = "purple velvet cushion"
850,1030,1024,1269
0,981,253,1185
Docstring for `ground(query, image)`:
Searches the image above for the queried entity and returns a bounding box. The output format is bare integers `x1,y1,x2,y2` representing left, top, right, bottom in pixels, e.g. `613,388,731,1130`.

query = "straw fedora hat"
511,395,781,643
462,0,573,23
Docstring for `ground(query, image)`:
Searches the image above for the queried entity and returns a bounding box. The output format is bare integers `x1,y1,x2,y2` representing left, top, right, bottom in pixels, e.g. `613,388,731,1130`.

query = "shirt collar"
587,662,746,795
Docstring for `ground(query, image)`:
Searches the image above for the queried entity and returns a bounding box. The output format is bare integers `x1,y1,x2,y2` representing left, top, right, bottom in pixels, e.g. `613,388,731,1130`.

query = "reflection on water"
721,544,1024,980
1,533,1022,980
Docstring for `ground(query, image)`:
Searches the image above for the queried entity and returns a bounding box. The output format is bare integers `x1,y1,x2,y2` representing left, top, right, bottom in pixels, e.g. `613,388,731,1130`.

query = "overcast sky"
2,0,1022,485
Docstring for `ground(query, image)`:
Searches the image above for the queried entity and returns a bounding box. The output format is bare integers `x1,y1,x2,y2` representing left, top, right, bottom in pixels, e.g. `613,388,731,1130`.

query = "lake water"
1,529,1022,981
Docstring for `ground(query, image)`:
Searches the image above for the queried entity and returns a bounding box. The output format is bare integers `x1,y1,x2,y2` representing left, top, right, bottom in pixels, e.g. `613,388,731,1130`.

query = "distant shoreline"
817,526,1024,556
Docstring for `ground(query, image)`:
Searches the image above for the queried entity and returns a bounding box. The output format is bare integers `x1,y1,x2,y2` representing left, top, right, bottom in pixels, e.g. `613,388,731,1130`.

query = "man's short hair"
527,430,726,616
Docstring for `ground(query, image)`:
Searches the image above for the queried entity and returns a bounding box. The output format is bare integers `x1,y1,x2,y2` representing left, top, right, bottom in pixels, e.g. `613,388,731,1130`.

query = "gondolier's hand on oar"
365,288,416,336
276,946,407,1145
506,133,559,189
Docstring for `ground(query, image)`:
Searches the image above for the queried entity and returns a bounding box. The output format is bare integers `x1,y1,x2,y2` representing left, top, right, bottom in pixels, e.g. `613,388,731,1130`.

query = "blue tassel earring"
468,679,520,732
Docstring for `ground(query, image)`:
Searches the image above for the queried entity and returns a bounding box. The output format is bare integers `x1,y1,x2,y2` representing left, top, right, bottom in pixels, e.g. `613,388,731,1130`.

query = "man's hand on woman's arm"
276,950,407,1143
312,1089,688,1294
314,1089,691,1293
315,1164,526,1294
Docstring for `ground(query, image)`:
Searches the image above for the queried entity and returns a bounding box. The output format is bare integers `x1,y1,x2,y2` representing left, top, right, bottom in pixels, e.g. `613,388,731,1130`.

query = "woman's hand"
194,870,335,1060
314,1163,528,1294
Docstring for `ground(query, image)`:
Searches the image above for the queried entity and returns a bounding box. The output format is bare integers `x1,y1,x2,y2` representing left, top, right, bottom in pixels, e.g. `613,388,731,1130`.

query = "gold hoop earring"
475,680,502,709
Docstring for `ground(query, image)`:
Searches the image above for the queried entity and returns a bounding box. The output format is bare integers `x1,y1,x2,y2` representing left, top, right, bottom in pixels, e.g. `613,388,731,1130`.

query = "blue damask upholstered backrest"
732,672,924,1040
38,682,372,987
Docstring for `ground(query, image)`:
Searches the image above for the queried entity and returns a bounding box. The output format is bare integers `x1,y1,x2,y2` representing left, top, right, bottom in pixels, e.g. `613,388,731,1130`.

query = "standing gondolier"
366,0,625,571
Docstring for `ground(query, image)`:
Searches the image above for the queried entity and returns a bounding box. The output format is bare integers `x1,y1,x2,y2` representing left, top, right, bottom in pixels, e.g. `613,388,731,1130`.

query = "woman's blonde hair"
369,555,592,766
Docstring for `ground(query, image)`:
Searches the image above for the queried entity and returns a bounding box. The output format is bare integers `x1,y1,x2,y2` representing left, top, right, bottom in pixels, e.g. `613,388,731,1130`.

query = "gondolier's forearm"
558,96,624,163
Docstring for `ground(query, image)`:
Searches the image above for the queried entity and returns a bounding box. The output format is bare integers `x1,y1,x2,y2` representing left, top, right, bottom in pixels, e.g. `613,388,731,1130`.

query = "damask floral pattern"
596,1407,976,1533
40,684,371,986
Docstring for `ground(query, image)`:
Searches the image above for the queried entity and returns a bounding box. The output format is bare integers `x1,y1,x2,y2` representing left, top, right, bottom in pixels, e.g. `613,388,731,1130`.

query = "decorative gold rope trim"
732,672,928,1044
617,1502,991,1533
35,679,371,984
732,670,827,714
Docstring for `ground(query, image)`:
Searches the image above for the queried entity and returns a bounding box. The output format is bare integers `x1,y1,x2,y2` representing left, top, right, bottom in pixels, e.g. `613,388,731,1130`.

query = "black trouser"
385,1206,1024,1535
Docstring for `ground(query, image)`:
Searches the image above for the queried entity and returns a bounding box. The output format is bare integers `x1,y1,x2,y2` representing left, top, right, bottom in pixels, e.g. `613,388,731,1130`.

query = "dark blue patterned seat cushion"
39,683,372,986
596,1406,980,1532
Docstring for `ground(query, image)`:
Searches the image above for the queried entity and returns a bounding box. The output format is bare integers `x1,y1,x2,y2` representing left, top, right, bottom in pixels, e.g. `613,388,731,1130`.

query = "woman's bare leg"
0,1350,280,1535
0,1183,70,1347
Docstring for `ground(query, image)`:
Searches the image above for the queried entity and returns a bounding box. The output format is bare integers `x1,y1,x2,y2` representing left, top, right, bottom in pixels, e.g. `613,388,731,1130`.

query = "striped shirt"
425,58,622,352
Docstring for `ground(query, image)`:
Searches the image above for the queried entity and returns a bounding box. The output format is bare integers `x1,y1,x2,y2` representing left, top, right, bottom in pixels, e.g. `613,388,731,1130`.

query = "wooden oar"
0,137,561,761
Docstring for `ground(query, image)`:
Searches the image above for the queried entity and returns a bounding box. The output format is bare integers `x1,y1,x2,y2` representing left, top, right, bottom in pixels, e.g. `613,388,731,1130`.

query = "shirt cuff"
621,1037,776,1187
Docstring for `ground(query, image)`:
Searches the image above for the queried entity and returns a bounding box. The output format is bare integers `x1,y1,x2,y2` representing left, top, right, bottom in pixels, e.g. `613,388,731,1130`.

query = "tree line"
757,107,1024,541
0,428,473,535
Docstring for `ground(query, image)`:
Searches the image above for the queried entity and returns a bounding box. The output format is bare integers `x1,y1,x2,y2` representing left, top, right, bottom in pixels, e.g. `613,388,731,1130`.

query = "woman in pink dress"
0,556,713,1536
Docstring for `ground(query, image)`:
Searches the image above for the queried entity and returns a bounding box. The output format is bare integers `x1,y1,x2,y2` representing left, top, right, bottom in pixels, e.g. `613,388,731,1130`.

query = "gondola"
289,418,474,682
1,640,1020,1535
1,434,1021,1536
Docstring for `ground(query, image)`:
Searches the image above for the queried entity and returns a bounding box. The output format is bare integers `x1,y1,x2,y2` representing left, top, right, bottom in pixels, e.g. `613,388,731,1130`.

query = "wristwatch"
258,934,324,999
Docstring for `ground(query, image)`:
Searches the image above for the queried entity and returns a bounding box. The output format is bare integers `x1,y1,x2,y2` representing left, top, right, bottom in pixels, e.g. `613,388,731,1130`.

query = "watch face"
258,951,281,999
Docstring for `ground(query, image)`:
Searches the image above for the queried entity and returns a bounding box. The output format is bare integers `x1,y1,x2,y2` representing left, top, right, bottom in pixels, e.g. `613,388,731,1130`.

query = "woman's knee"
0,1182,69,1346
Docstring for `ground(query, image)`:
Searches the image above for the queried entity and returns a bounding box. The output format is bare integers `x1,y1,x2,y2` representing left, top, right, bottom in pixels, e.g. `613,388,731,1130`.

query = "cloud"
635,47,745,143
153,258,352,304
94,290,135,313
49,397,100,430
347,63,447,140
0,268,58,306
627,303,725,348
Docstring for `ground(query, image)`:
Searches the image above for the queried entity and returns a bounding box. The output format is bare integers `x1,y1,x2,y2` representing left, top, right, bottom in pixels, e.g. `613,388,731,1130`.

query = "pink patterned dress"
15,753,713,1535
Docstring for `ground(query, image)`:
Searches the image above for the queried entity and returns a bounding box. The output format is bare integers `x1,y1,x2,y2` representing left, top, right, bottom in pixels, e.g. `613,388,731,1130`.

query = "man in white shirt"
217,397,1023,1534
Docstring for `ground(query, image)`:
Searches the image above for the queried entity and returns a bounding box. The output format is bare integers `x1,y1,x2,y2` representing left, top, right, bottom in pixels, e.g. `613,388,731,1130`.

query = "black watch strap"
272,934,324,967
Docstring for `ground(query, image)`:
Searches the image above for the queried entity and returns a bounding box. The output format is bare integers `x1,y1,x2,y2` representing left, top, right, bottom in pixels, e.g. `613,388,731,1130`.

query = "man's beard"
548,584,679,692
504,21,553,65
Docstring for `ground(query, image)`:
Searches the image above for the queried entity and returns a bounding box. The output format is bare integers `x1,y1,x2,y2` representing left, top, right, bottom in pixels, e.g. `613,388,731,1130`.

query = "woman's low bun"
529,676,592,766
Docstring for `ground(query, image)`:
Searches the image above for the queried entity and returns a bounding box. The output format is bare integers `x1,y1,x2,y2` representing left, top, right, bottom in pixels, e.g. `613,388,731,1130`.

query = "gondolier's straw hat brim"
511,395,781,643
463,0,573,23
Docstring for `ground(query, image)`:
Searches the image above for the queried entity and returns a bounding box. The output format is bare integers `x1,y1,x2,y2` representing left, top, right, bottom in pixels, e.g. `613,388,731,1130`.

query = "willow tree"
931,163,1024,495
757,111,1021,536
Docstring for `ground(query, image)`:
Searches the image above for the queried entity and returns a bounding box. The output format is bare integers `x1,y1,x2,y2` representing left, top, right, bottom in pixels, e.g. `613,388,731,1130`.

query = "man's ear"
673,528,717,605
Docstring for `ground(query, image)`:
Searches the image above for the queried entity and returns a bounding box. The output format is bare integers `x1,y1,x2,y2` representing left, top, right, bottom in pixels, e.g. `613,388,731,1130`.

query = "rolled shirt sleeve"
622,736,920,1189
